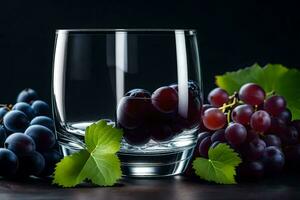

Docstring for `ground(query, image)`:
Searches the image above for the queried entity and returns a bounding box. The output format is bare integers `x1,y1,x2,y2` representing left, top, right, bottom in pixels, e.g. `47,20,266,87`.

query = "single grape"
16,88,38,103
0,148,19,177
263,134,282,148
245,138,266,160
179,97,202,129
0,125,7,147
25,125,56,151
125,89,151,98
150,124,174,142
123,127,151,146
264,95,286,116
262,146,285,174
151,86,178,113
3,110,29,132
30,116,54,131
17,151,45,176
0,107,9,120
267,117,287,136
207,88,229,107
202,108,226,130
250,110,271,132
198,136,212,158
40,150,62,176
231,104,254,125
277,109,292,123
198,132,211,143
31,100,50,116
211,129,226,143
12,102,35,120
4,133,35,155
238,161,264,179
117,97,151,129
280,126,299,145
225,123,247,145
238,83,265,106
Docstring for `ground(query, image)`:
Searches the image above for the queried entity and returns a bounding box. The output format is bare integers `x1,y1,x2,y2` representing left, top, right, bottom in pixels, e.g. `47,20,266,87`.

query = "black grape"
4,133,36,155
0,148,19,177
16,88,38,103
12,102,35,120
25,125,56,151
30,116,54,131
17,151,45,176
31,100,51,116
3,110,29,132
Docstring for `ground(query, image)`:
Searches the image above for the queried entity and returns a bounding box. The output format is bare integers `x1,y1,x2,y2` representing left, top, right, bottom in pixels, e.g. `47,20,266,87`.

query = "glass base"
60,143,195,177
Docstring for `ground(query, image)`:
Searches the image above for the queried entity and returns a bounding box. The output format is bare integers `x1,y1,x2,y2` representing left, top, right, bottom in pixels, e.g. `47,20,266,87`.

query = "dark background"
1,0,300,104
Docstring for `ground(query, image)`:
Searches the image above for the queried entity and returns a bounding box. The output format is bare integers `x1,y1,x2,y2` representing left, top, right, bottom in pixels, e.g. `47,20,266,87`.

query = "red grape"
238,83,265,106
151,86,178,113
207,88,229,107
231,104,254,125
250,110,271,132
123,127,151,146
264,95,286,116
202,108,226,130
225,123,247,145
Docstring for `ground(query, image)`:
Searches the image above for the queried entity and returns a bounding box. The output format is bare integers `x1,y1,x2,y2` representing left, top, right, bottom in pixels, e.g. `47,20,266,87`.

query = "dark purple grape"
250,110,271,132
0,107,9,120
31,100,50,116
210,141,222,149
40,150,62,176
198,132,211,144
245,138,266,160
207,88,229,107
0,125,7,147
16,88,38,103
123,127,151,146
262,146,285,174
238,83,265,106
4,133,35,155
25,125,56,151
238,161,264,179
211,129,226,143
13,102,35,120
263,134,282,148
151,86,178,113
30,116,54,131
179,97,202,129
264,95,286,116
225,123,247,145
277,109,292,123
231,104,254,125
117,97,151,129
125,89,151,98
202,108,226,130
280,126,299,145
17,151,45,176
3,110,29,132
267,117,287,136
150,124,174,142
198,136,212,158
0,148,18,177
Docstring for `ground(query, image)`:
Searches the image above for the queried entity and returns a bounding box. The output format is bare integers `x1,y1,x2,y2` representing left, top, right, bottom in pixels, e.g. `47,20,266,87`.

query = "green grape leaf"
216,63,300,119
193,144,241,184
53,120,123,187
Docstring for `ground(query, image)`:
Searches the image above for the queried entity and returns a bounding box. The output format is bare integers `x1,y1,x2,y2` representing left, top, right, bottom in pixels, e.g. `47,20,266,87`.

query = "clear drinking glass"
52,29,203,177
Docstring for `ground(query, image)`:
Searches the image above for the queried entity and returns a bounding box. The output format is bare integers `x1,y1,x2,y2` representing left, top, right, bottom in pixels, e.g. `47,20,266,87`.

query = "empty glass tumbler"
52,29,203,177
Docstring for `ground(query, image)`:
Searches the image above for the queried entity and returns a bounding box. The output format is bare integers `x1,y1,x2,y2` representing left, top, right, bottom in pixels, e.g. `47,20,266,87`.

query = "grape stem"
0,104,13,110
266,90,275,97
219,97,238,113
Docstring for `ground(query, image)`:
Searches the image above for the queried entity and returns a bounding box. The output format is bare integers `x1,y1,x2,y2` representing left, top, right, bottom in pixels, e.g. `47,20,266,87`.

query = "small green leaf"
216,64,300,119
53,120,123,187
193,144,241,184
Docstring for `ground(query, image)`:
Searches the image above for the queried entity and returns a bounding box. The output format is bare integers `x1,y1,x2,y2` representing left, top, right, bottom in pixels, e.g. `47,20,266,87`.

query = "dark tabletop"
0,174,299,200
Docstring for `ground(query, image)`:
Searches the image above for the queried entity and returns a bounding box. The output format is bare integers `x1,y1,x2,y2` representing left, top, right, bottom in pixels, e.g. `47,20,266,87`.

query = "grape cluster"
0,89,62,178
117,81,202,146
193,83,300,179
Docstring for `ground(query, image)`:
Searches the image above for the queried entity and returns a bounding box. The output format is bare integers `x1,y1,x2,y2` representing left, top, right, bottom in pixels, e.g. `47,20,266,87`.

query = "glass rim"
56,29,197,34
